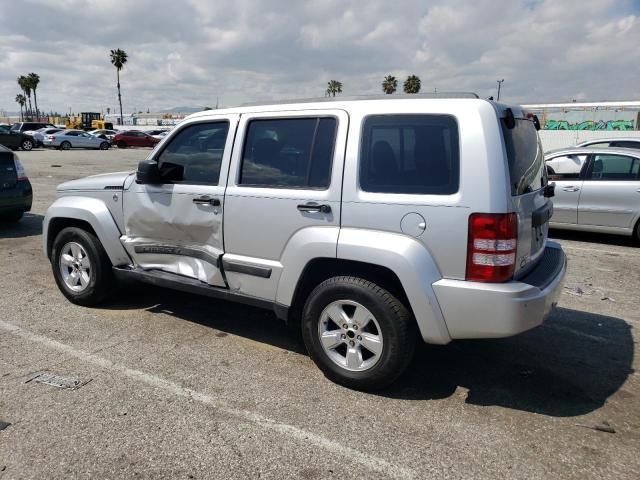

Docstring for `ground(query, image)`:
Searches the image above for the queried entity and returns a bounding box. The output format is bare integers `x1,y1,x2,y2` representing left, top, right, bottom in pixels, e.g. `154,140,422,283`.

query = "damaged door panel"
122,116,239,286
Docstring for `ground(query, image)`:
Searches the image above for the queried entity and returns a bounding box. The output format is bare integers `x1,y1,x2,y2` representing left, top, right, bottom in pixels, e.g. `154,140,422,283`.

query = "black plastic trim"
222,260,272,278
519,246,565,290
133,244,220,267
113,267,285,315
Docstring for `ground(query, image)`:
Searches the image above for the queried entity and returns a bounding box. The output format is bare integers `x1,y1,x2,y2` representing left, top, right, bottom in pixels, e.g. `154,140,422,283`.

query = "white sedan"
43,130,111,150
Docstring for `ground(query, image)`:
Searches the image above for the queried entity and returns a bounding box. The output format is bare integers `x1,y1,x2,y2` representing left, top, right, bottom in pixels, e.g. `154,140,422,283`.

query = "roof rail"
238,92,479,107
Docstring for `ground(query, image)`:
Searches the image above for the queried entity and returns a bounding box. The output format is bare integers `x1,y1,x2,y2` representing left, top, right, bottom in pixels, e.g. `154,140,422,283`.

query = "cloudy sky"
1,0,639,114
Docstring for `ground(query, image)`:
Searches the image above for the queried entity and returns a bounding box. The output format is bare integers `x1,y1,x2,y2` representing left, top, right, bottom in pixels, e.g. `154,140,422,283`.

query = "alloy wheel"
318,300,384,372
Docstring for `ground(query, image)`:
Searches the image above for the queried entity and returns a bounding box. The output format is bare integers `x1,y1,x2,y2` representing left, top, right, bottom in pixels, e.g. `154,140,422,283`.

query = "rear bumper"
432,242,566,339
0,179,33,213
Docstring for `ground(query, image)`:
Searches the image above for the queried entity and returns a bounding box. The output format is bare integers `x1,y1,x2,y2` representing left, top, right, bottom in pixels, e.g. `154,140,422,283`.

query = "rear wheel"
302,276,416,391
117,141,127,149
21,139,33,151
634,219,640,245
51,227,115,306
99,141,110,150
61,141,71,150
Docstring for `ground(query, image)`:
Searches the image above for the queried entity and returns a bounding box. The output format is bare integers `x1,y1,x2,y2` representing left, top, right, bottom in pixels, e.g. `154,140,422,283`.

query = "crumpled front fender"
43,196,132,266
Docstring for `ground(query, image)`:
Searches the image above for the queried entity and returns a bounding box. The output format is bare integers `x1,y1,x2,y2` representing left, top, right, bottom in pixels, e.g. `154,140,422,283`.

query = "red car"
113,130,161,148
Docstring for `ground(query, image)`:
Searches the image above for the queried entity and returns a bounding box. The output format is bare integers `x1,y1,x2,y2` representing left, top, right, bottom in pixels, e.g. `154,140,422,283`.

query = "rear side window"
502,119,546,196
157,121,229,185
359,115,459,195
610,141,640,150
588,154,639,180
240,117,336,189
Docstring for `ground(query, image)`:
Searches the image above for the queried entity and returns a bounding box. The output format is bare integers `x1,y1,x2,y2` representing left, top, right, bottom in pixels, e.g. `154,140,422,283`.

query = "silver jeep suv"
43,94,566,390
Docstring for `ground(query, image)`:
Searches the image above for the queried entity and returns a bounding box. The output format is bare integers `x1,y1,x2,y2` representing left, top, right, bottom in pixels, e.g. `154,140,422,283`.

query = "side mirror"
136,159,163,184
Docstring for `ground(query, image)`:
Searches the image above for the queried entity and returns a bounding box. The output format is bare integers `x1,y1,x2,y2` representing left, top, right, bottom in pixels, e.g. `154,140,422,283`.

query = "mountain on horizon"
161,106,203,113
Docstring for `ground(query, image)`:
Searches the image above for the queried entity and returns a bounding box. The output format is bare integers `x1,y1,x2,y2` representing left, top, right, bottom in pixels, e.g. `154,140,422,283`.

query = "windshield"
502,119,546,196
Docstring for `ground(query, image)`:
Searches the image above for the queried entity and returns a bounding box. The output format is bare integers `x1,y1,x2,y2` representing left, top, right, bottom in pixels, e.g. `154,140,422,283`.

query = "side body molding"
336,228,451,344
43,196,132,266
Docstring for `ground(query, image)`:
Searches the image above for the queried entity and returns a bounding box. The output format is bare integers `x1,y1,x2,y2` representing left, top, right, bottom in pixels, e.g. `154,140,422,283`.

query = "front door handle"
193,196,221,206
562,186,580,192
297,202,331,214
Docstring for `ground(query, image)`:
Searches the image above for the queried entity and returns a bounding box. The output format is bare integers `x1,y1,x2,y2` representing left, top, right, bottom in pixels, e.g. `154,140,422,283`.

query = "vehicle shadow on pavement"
550,229,637,247
0,213,43,239
103,283,307,354
103,287,633,417
387,307,634,417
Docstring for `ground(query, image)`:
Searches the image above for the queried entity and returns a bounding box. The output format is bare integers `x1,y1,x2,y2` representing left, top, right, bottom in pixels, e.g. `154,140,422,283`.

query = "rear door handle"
562,186,580,192
297,202,331,214
193,196,221,206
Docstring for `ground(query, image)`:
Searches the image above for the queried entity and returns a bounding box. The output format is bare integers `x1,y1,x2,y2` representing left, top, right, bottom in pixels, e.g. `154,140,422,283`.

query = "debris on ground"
25,372,92,390
0,420,10,431
576,421,616,434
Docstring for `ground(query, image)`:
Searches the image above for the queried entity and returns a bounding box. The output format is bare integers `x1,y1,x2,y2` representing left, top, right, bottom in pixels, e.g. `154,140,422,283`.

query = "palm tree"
17,76,33,119
326,80,343,97
403,75,421,94
15,94,26,121
110,48,128,125
382,75,398,94
27,73,40,119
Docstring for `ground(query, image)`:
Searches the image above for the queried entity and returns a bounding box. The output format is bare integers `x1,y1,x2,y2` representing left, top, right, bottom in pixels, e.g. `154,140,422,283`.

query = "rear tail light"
14,156,28,181
466,213,518,282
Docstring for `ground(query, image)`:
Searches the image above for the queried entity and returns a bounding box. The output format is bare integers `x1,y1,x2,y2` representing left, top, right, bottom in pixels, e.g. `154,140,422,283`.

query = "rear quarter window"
359,114,459,195
502,119,546,196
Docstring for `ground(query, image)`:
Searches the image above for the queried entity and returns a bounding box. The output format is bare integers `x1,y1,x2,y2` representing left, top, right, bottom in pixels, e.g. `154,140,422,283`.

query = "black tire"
21,139,33,151
634,219,640,245
301,276,416,391
51,227,115,306
61,141,71,150
117,141,127,149
1,211,24,223
100,141,110,150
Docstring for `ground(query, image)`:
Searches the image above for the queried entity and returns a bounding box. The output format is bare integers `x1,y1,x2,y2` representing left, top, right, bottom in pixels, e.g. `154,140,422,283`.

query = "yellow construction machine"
65,112,113,131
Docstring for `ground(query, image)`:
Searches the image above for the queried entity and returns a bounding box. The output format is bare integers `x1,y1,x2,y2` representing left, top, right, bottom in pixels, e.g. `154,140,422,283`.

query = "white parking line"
0,320,416,480
560,245,640,258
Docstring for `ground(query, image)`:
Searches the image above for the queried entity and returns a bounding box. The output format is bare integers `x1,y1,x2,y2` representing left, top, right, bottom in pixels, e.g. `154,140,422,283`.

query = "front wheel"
61,141,71,150
302,276,416,391
99,141,110,150
21,139,33,151
51,227,115,306
117,141,127,149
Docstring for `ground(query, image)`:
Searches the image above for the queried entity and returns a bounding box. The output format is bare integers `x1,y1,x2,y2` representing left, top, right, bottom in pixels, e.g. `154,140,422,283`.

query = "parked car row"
1,124,169,151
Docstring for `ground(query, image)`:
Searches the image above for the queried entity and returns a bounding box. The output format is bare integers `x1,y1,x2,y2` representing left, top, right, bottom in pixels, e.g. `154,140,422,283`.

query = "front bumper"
432,242,566,339
0,179,33,213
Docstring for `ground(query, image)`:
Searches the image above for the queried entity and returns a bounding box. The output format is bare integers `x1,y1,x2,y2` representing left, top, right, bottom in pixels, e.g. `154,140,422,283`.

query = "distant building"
523,101,640,131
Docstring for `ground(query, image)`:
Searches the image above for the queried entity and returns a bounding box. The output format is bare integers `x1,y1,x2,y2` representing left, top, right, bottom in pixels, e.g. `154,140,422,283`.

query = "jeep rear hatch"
501,109,550,276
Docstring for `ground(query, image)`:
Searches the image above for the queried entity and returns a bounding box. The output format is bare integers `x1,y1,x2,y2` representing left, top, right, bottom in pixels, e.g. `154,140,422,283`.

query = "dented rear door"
122,114,239,286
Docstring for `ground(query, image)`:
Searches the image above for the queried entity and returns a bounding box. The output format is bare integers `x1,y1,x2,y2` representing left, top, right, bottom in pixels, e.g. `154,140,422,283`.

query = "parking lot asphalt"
0,148,638,479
